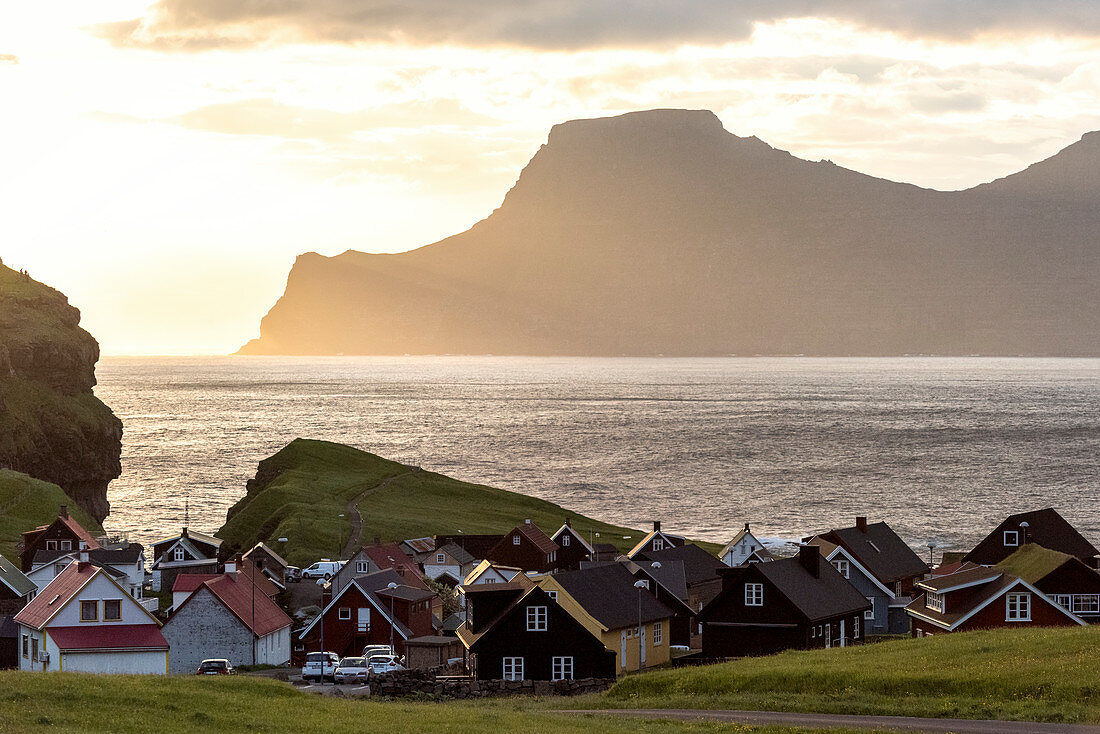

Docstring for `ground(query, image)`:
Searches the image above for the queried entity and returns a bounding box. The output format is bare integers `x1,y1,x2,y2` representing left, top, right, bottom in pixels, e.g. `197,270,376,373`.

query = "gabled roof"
245,542,288,570
929,561,983,577
626,528,686,559
15,562,160,630
172,574,223,594
34,545,144,570
151,536,214,569
0,554,36,598
435,543,476,567
456,584,539,649
25,513,102,552
551,523,595,554
153,528,222,552
964,508,1100,565
187,575,292,637
499,522,559,556
462,560,523,586
47,625,168,651
628,559,689,602
402,537,435,554
237,558,281,598
917,567,1003,594
298,569,421,640
905,574,1087,631
719,525,774,561
810,521,928,585
361,544,423,577
821,545,895,598
995,544,1083,585
747,556,871,621
551,564,674,630
636,543,728,586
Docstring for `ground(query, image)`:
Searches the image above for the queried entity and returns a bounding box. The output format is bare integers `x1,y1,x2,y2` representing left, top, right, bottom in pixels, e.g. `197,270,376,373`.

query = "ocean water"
94,357,1100,559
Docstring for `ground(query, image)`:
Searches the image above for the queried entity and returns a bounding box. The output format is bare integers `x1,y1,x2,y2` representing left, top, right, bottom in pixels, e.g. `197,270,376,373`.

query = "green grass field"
218,439,717,566
601,626,1100,723
0,672,856,734
0,469,102,559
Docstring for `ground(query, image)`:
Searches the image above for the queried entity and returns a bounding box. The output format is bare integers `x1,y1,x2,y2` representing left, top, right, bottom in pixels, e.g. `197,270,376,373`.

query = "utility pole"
634,580,647,671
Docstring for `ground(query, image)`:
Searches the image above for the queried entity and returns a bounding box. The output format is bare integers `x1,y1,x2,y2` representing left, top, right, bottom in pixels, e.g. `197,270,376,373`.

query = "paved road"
563,709,1100,733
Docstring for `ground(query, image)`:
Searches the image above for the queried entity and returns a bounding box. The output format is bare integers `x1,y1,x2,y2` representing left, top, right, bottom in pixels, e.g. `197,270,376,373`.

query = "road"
562,709,1100,733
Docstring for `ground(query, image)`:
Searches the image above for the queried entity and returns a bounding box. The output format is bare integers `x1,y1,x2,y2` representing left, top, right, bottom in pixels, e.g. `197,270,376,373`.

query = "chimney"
744,522,750,532
182,527,188,539
856,517,868,533
525,519,531,525
321,586,332,608
225,554,241,575
565,517,572,527
76,560,90,572
653,521,661,532
78,550,89,563
798,545,821,578
59,505,68,519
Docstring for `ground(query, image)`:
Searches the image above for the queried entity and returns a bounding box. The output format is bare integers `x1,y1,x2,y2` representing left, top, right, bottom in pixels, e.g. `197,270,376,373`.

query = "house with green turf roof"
0,554,37,614
996,544,1100,623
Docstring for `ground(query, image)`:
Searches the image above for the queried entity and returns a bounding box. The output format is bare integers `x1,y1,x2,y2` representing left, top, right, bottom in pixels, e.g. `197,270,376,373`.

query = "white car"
333,657,370,683
361,644,392,659
301,560,343,580
366,654,406,677
301,651,339,682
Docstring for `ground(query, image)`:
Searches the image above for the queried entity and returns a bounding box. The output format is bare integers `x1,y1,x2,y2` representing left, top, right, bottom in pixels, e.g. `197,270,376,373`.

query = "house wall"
0,587,26,615
163,587,254,673
722,534,763,567
16,625,45,672
303,585,429,658
20,521,84,572
1036,562,1100,623
49,575,152,627
255,626,290,667
58,648,166,675
833,561,899,634
553,529,591,571
488,533,555,573
424,563,462,581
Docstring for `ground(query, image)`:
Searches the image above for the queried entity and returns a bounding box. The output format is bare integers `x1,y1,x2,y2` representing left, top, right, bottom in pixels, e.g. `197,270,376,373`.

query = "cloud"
95,0,1100,52
0,54,18,65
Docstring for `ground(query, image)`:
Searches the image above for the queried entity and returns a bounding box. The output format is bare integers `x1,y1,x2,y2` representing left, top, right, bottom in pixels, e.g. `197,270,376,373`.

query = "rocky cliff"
240,109,1100,356
0,261,122,521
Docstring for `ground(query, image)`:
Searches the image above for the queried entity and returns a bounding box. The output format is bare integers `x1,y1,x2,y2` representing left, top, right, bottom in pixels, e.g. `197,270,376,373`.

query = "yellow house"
536,564,673,673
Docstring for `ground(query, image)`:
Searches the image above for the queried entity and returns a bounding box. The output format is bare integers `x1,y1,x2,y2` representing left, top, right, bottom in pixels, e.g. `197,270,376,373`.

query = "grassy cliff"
218,439,678,567
0,469,102,559
604,626,1100,723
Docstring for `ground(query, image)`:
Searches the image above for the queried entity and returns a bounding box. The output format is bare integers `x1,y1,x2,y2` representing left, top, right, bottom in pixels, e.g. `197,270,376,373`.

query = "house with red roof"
330,543,425,598
485,520,560,573
13,560,168,674
163,572,292,673
19,505,101,572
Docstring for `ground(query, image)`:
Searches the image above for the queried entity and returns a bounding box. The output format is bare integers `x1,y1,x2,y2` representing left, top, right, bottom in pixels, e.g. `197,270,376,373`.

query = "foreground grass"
219,439,718,566
0,469,102,559
0,672,858,734
600,626,1100,723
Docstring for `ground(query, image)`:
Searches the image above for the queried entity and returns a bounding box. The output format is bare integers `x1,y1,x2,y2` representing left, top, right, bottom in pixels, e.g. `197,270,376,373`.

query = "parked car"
284,566,302,583
302,560,343,580
333,656,370,683
301,651,340,682
361,644,393,659
366,654,406,677
196,659,235,675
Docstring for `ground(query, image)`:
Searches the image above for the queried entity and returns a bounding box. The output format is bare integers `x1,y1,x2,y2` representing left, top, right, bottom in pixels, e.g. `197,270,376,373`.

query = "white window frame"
653,538,665,551
356,560,370,573
60,540,72,551
1072,595,1100,614
1006,592,1031,621
1004,530,1019,547
338,607,351,620
853,616,860,639
502,657,524,681
527,605,548,632
551,656,573,681
46,540,57,551
562,535,571,547
833,559,850,579
174,547,185,562
512,535,521,546
926,592,944,613
653,621,662,645
435,553,446,564
865,597,875,620
745,583,763,606
1053,594,1072,610
547,590,558,602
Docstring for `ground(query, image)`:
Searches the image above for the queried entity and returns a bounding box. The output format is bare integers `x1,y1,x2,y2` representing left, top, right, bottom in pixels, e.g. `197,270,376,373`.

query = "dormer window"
1004,530,1019,547
926,592,944,613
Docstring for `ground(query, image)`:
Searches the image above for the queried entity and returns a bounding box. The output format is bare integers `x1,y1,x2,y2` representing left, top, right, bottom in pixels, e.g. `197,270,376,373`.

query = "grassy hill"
0,469,102,559
603,626,1100,723
218,439,712,568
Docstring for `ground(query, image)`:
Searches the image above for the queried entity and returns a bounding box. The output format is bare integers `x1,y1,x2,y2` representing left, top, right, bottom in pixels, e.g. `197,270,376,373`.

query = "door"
839,620,846,648
825,624,832,649
358,608,369,633
620,631,627,669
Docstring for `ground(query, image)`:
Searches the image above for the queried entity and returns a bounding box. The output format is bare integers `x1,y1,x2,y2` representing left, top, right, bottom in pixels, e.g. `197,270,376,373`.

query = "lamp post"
633,579,647,671
251,557,264,666
387,581,399,653
928,543,935,568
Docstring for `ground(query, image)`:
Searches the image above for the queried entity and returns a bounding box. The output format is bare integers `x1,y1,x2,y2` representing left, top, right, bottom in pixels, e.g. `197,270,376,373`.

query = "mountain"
239,109,1100,356
0,261,122,521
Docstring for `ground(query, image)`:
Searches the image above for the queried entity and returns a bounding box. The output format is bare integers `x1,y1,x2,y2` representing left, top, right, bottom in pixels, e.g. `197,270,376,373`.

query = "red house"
19,506,101,572
298,570,436,659
904,566,1086,636
485,521,560,573
964,508,1100,568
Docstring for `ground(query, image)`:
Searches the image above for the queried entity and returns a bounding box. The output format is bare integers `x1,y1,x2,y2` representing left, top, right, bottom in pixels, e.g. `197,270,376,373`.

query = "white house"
719,523,774,567
423,543,476,585
29,545,147,601
14,560,168,675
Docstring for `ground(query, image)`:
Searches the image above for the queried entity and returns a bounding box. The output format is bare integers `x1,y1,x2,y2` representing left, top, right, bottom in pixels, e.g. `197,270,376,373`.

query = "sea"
94,357,1100,560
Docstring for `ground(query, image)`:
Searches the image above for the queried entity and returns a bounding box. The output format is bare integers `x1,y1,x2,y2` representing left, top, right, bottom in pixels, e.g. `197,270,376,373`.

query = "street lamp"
251,557,264,666
928,543,935,568
633,579,647,671
387,582,399,653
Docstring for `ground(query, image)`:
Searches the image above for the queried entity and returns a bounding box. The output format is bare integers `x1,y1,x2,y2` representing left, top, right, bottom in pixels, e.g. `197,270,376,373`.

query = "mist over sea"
95,357,1100,558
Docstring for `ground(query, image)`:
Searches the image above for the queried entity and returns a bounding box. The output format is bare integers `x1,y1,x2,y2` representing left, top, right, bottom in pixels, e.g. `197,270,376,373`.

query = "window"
80,600,98,622
811,626,815,638
916,628,923,638
31,637,38,662
46,540,57,550
356,561,369,573
562,535,571,547
502,657,524,680
22,635,28,658
832,559,850,579
552,656,574,681
527,606,547,631
60,540,71,551
513,535,521,545
104,599,122,621
1053,594,1072,610
865,597,876,620
745,583,763,606
174,547,185,562
926,592,944,613
338,607,351,620
1072,595,1100,614
853,616,860,639
1004,530,1019,547
1006,592,1031,621
436,553,446,564
653,621,663,645
547,590,558,602
653,538,665,551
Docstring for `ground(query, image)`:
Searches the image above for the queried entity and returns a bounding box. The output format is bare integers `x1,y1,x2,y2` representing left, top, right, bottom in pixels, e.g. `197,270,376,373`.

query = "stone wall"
163,587,254,674
362,668,613,699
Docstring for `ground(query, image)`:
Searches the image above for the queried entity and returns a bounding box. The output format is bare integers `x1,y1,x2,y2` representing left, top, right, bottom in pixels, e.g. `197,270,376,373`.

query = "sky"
2,1,1099,355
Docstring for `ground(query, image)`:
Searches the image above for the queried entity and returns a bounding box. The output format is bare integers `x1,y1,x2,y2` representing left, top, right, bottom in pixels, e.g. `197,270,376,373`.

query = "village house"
626,521,686,559
622,559,694,647
636,543,728,641
698,545,871,658
243,542,290,585
805,538,911,635
150,527,223,592
805,517,929,598
298,569,436,659
550,519,596,571
330,543,424,597
19,505,101,572
904,565,1087,636
457,582,616,681
30,544,146,602
537,563,675,673
163,573,292,673
434,534,505,562
995,544,1100,623
400,537,436,564
14,560,168,674
964,508,1100,568
0,555,36,670
485,520,560,573
424,542,477,586
719,523,773,566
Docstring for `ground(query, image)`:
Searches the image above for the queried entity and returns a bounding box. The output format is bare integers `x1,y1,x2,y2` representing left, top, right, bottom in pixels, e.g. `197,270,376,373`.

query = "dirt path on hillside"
341,468,420,558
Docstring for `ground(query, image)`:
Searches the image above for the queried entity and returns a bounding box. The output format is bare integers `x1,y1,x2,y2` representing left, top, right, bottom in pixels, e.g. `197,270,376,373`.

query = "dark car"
196,659,236,675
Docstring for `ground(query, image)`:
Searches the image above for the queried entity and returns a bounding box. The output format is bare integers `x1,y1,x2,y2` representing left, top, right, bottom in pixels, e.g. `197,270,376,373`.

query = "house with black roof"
457,582,615,681
964,508,1100,568
805,517,929,598
698,545,871,658
626,521,686,559
550,519,596,570
485,520,560,573
636,542,729,642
